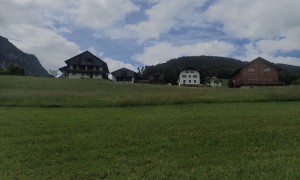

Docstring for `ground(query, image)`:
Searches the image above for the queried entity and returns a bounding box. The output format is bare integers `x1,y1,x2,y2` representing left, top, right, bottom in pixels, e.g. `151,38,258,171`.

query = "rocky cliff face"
0,35,48,76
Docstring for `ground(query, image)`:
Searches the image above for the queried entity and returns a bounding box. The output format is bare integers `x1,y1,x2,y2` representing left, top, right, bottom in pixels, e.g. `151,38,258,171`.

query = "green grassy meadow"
0,76,300,107
1,76,300,179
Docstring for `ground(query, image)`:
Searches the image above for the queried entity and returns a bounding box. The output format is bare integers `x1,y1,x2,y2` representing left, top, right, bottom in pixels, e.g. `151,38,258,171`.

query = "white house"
178,69,201,86
206,77,222,87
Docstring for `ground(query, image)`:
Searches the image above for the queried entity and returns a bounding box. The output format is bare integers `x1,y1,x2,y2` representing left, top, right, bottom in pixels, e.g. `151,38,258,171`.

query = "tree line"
139,56,300,85
0,63,25,76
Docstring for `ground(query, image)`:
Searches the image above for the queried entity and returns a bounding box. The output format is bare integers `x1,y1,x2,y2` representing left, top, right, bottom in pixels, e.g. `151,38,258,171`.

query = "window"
264,67,270,72
190,70,194,73
189,80,191,83
248,67,255,72
189,75,191,78
80,66,85,70
193,75,197,78
182,75,187,78
185,70,189,73
183,80,186,84
194,80,196,83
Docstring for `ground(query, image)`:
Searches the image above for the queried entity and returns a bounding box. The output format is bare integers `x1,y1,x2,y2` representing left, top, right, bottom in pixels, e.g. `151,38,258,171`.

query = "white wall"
68,73,82,79
178,70,200,86
210,82,222,87
68,73,103,79
93,74,103,79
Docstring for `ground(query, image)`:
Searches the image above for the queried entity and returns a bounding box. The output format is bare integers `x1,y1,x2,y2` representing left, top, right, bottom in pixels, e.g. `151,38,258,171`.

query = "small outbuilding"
148,73,170,84
206,77,222,87
111,68,138,83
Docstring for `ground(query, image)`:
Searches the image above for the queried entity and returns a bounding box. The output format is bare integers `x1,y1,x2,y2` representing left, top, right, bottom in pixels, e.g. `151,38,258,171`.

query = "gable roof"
183,67,199,71
251,57,282,70
231,57,282,77
111,67,137,75
64,51,109,73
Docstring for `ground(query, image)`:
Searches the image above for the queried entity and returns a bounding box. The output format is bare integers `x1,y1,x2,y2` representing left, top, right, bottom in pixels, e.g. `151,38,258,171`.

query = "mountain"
141,56,300,84
0,35,48,76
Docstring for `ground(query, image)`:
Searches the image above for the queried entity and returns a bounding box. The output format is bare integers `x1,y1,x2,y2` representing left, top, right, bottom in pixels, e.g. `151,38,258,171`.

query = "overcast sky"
1,0,300,72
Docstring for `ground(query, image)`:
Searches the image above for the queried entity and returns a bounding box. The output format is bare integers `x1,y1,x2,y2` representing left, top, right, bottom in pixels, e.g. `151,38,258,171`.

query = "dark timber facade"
111,68,137,83
231,57,284,87
59,51,109,79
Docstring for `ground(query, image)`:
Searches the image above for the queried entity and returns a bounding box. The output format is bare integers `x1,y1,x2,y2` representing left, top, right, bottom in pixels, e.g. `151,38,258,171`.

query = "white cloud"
9,25,81,69
105,0,208,42
0,0,82,70
206,0,300,40
234,42,300,66
104,57,137,73
70,0,139,29
87,47,97,55
134,40,235,65
1,0,300,71
205,0,300,66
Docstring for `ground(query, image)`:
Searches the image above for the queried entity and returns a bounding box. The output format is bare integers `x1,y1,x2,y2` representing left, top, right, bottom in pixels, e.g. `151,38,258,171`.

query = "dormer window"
248,67,255,72
264,67,270,72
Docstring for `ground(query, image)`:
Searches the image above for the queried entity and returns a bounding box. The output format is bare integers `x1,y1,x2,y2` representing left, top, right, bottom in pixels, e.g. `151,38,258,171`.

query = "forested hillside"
141,56,300,84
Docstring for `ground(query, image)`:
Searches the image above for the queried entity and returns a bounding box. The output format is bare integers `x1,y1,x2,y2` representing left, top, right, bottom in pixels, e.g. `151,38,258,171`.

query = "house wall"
93,74,103,79
178,70,200,86
231,58,283,87
113,77,134,83
61,51,109,79
68,73,82,79
112,69,135,77
68,73,103,79
240,61,279,82
210,82,221,87
111,68,136,83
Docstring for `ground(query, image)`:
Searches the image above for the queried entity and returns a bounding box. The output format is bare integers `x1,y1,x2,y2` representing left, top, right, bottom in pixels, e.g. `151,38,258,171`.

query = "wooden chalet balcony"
67,69,105,74
235,81,285,87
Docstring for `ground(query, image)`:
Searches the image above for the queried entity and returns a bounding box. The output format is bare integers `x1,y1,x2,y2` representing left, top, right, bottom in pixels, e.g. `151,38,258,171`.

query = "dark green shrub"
6,63,25,76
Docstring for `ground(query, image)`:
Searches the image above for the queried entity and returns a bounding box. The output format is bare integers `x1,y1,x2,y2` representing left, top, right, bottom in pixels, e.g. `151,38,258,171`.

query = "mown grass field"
1,76,300,179
0,76,300,107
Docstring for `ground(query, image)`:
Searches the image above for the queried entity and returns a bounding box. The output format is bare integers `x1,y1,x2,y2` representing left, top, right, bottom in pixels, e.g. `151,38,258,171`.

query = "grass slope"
1,103,300,179
0,76,300,107
1,76,300,178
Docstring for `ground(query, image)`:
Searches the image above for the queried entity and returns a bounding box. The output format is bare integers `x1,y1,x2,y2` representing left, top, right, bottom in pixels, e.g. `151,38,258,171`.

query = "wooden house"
231,57,284,87
111,68,138,83
148,73,169,84
178,68,201,86
59,51,109,79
